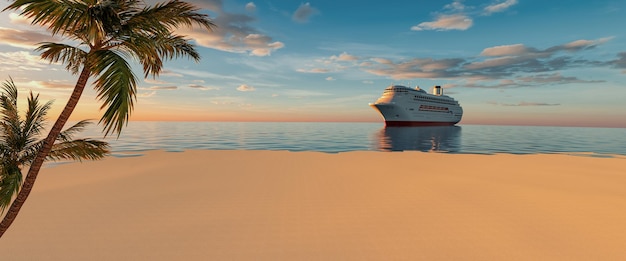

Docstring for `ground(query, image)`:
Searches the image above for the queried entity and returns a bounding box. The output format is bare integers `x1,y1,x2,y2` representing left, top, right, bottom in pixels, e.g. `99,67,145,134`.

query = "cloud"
144,78,170,84
500,102,560,106
330,52,359,61
480,44,532,56
237,84,256,92
296,52,362,74
188,84,220,91
138,91,157,98
365,57,465,79
159,70,184,77
33,80,73,89
445,0,466,11
297,68,331,73
0,27,59,49
555,37,613,52
292,2,318,23
144,86,178,90
611,52,626,72
411,14,473,31
516,73,602,84
177,1,284,56
8,13,33,25
412,0,520,31
278,89,330,98
325,77,335,81
353,37,614,87
461,72,603,89
245,2,256,12
0,51,50,71
362,80,374,84
484,0,518,15
464,38,613,74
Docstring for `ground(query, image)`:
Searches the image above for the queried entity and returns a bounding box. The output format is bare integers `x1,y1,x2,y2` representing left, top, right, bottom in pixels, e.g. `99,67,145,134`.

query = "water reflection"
376,126,462,152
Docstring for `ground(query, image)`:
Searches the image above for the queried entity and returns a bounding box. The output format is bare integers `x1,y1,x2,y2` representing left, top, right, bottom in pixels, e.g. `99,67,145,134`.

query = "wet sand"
2,150,626,260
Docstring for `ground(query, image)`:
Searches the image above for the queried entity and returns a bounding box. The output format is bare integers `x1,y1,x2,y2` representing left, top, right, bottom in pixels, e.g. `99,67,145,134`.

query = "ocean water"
78,122,626,157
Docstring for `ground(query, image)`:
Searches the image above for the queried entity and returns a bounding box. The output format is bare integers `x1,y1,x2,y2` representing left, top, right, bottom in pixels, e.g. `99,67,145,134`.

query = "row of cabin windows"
383,89,459,105
412,95,456,105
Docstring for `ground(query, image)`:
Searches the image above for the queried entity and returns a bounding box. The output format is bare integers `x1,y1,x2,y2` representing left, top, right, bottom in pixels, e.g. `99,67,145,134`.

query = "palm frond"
3,0,89,36
36,43,88,74
129,0,215,33
22,92,52,144
56,120,93,142
0,78,18,103
47,139,110,161
0,165,22,213
0,79,22,156
1,78,19,124
89,50,137,136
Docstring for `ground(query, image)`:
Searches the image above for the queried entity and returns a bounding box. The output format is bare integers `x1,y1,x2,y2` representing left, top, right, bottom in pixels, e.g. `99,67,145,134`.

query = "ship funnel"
432,85,443,96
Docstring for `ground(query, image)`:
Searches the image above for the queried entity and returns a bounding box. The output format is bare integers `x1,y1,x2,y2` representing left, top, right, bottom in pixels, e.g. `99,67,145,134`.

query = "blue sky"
1,0,625,127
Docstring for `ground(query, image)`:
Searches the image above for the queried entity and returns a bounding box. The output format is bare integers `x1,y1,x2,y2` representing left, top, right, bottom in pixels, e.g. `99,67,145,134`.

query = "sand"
1,150,626,260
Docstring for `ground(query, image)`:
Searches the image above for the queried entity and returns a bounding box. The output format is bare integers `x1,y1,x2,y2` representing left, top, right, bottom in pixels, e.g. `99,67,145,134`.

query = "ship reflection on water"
376,126,462,152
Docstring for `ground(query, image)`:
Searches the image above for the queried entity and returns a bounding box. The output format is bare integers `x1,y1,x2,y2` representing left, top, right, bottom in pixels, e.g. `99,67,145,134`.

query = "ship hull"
383,120,459,127
370,102,462,126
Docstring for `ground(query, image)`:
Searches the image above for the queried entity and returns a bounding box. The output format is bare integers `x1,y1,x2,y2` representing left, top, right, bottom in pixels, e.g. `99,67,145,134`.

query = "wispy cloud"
276,89,331,98
144,78,170,85
365,57,465,79
292,2,318,23
610,52,626,73
245,2,256,12
302,37,616,88
188,84,220,91
365,38,610,84
411,0,518,31
237,84,256,92
297,68,330,73
297,52,360,74
0,51,50,71
32,80,73,89
138,91,157,98
176,0,284,56
0,27,59,49
144,86,178,90
484,0,518,15
497,101,560,106
411,14,473,31
330,52,359,61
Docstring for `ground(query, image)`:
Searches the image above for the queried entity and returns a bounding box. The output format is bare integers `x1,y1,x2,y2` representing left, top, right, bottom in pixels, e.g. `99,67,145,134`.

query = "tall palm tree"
0,78,109,213
0,0,214,236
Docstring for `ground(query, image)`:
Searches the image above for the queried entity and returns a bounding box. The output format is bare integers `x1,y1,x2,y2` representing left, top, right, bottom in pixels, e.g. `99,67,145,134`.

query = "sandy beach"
2,150,626,260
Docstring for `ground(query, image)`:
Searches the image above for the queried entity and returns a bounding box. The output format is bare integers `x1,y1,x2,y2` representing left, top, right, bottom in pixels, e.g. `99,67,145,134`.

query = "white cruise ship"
369,85,463,126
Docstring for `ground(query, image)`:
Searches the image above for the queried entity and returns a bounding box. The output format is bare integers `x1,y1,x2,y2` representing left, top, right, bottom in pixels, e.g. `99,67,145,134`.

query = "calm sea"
78,122,626,157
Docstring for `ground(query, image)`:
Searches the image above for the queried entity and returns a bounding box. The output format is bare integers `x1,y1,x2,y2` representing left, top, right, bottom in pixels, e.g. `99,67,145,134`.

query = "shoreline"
4,150,626,260
105,149,626,158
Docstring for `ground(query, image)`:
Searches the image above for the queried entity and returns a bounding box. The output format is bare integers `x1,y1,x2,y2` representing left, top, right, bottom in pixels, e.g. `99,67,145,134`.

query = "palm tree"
0,78,109,213
0,0,214,236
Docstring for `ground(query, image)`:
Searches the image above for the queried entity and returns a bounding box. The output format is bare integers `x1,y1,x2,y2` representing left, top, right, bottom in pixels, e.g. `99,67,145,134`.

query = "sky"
0,0,625,127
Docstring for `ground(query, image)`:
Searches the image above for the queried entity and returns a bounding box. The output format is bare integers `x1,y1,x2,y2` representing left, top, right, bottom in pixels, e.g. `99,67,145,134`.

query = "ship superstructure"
369,85,463,126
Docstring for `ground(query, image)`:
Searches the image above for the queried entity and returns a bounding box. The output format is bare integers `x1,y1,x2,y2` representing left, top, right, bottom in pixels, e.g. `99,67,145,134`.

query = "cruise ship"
369,85,463,126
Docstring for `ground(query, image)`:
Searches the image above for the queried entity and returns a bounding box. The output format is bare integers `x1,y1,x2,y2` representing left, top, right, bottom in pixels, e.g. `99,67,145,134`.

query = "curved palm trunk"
0,68,90,237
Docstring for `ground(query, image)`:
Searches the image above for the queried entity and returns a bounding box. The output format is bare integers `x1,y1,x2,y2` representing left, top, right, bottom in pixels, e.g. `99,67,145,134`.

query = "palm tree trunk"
0,67,91,237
